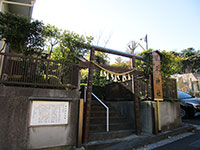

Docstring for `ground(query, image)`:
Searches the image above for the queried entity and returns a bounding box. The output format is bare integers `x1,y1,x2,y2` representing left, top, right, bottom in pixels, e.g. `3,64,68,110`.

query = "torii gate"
83,45,144,143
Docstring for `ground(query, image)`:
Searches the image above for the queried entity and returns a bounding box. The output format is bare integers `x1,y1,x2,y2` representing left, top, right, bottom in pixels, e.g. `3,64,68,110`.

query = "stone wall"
105,100,182,135
0,95,30,150
160,102,182,131
107,101,135,126
140,101,154,133
105,83,134,101
141,101,182,134
0,86,80,150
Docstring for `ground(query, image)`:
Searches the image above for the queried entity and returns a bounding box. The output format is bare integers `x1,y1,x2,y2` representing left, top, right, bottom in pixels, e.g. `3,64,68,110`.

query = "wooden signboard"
153,51,163,101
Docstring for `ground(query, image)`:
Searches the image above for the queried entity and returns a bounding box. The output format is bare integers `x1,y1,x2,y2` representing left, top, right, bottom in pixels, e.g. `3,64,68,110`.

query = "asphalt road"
183,117,200,126
152,118,200,150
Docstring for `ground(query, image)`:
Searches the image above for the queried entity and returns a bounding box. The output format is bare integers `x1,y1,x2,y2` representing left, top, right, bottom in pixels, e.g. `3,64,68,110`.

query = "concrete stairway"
88,100,134,142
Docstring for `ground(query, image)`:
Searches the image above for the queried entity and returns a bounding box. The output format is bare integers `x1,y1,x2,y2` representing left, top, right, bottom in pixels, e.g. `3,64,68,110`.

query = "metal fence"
0,53,79,89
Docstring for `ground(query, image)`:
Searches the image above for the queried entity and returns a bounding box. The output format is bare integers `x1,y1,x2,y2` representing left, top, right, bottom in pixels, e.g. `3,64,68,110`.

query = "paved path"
103,124,194,150
103,118,198,150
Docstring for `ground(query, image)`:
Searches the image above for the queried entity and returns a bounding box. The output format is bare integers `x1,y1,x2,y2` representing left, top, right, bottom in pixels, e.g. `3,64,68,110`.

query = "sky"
32,0,200,56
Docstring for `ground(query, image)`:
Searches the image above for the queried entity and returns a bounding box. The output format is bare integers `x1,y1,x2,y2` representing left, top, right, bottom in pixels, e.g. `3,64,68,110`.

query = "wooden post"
46,61,49,83
83,49,95,143
153,102,158,135
134,79,141,135
0,40,6,77
152,51,163,132
132,57,141,135
131,57,135,94
77,99,84,148
157,100,161,131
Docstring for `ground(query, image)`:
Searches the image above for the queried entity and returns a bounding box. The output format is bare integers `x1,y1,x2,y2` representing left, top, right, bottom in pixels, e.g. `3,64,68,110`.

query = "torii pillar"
83,49,95,143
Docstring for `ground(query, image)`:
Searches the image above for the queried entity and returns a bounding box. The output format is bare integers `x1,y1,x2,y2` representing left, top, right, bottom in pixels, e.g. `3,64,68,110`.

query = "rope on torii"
91,61,134,82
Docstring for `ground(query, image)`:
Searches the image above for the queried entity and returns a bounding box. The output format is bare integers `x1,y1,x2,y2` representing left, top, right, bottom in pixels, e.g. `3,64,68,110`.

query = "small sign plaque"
30,101,69,126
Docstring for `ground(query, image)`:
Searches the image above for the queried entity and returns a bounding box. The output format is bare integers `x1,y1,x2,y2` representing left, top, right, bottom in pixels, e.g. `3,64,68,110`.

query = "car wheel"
180,108,187,118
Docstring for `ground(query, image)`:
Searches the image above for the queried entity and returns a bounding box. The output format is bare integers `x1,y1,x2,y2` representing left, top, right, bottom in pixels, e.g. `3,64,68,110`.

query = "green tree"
80,51,111,86
0,12,44,55
43,24,61,57
50,30,93,63
135,49,153,78
136,49,182,78
160,50,182,78
92,51,112,86
180,48,200,73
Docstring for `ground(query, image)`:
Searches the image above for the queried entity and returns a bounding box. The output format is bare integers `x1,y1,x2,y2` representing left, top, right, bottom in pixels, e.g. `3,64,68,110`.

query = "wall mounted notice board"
30,101,69,126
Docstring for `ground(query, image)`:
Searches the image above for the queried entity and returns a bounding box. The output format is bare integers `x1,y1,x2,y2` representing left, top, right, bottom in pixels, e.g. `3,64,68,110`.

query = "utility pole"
140,34,148,50
145,34,148,50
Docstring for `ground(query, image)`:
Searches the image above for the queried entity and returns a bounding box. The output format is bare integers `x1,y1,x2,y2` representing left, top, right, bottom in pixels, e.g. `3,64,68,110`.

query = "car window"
178,91,192,99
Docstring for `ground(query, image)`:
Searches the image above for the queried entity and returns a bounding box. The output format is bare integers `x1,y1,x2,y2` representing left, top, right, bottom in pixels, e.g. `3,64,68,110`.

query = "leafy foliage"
81,51,112,86
136,49,182,78
50,30,93,63
43,24,61,56
135,49,153,77
0,12,44,55
179,48,200,73
92,52,112,86
160,50,182,78
0,12,93,62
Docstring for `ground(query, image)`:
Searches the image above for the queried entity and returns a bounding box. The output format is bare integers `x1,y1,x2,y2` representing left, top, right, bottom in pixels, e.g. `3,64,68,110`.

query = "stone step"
90,116,126,124
86,136,130,150
88,129,134,141
91,101,110,106
91,106,110,111
90,111,121,118
91,106,118,113
89,122,134,132
88,100,134,142
90,111,120,116
86,141,121,150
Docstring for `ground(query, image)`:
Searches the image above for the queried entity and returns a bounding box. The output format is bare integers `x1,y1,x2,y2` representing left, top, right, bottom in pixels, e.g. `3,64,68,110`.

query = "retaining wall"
0,86,80,150
106,100,182,134
141,101,182,134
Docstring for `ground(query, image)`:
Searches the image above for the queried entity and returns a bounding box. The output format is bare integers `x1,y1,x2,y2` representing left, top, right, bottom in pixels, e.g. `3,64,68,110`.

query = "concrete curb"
129,125,195,149
103,124,195,150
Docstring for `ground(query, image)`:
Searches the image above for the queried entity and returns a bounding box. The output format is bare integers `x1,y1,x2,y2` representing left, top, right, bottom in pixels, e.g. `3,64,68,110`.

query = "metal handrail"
91,93,109,132
84,86,109,132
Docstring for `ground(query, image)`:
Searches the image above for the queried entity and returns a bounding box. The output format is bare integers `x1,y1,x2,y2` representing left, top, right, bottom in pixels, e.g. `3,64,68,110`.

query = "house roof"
193,73,200,80
171,73,200,82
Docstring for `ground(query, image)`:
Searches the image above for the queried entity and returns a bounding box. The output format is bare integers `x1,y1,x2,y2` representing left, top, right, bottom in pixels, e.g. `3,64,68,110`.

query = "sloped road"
152,130,200,150
138,118,200,150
